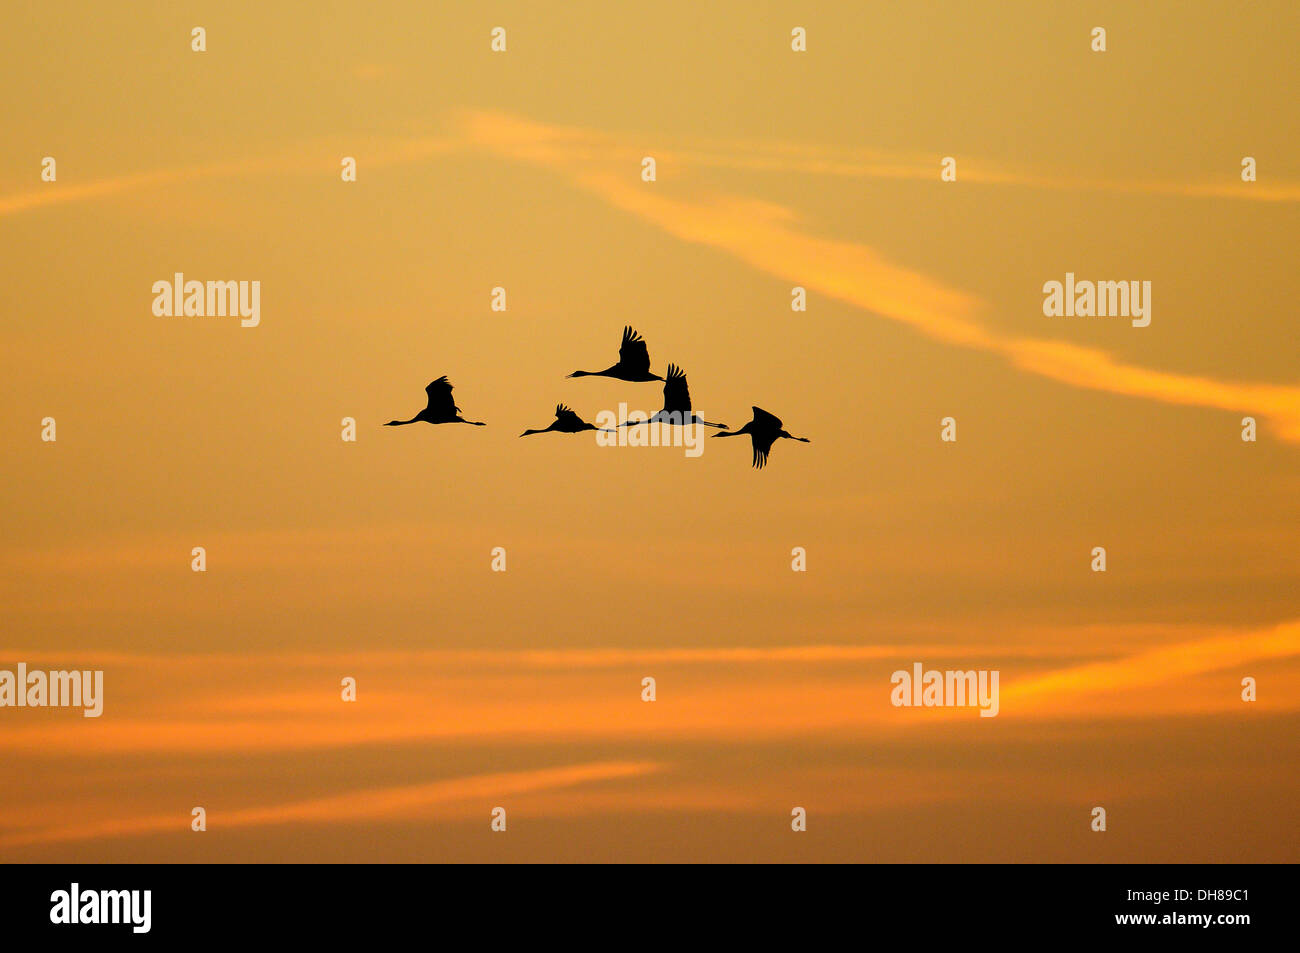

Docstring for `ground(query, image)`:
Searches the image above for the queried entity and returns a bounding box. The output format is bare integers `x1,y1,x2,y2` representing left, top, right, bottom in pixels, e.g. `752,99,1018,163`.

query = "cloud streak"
2,621,1296,758
456,111,1300,442
0,137,456,217
6,112,1296,436
653,137,1300,203
1001,619,1300,711
0,760,660,848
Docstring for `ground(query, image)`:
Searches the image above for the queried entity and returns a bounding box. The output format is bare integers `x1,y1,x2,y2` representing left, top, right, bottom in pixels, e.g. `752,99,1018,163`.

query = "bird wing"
554,404,583,424
751,406,784,430
618,326,652,375
424,376,459,417
751,431,776,469
663,363,691,413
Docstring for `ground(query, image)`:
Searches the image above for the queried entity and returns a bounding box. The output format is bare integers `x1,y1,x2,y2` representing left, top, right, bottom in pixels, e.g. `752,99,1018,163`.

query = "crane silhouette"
568,326,664,382
520,404,617,437
384,376,486,427
713,407,809,469
619,364,728,430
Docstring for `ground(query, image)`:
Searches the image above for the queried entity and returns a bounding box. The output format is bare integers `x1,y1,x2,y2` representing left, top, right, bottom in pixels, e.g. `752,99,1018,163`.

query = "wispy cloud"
5,113,1294,221
1001,619,1300,712
652,136,1300,203
0,760,660,848
4,112,1296,439
3,621,1296,759
456,111,1300,441
2,625,1295,851
0,137,456,217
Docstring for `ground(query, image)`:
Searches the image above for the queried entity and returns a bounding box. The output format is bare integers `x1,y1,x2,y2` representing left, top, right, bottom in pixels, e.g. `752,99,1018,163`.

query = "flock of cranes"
384,326,810,469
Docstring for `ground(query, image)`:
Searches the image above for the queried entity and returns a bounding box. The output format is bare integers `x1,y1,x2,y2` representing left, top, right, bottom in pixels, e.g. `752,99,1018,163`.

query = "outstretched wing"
424,376,459,417
618,326,652,375
751,406,783,431
750,431,777,469
662,363,691,414
554,403,583,425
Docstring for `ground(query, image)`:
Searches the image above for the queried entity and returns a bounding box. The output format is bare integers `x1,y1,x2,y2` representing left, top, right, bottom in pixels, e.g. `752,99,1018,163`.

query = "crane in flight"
568,326,664,382
520,404,616,437
713,407,809,469
384,376,486,427
619,364,728,431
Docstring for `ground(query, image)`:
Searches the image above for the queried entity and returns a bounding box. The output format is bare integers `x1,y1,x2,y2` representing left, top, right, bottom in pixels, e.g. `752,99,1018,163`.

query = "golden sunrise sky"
1,1,1297,861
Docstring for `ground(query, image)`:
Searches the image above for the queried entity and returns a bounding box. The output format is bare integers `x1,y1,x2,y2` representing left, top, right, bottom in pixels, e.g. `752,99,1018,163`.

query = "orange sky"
1,1,1297,862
